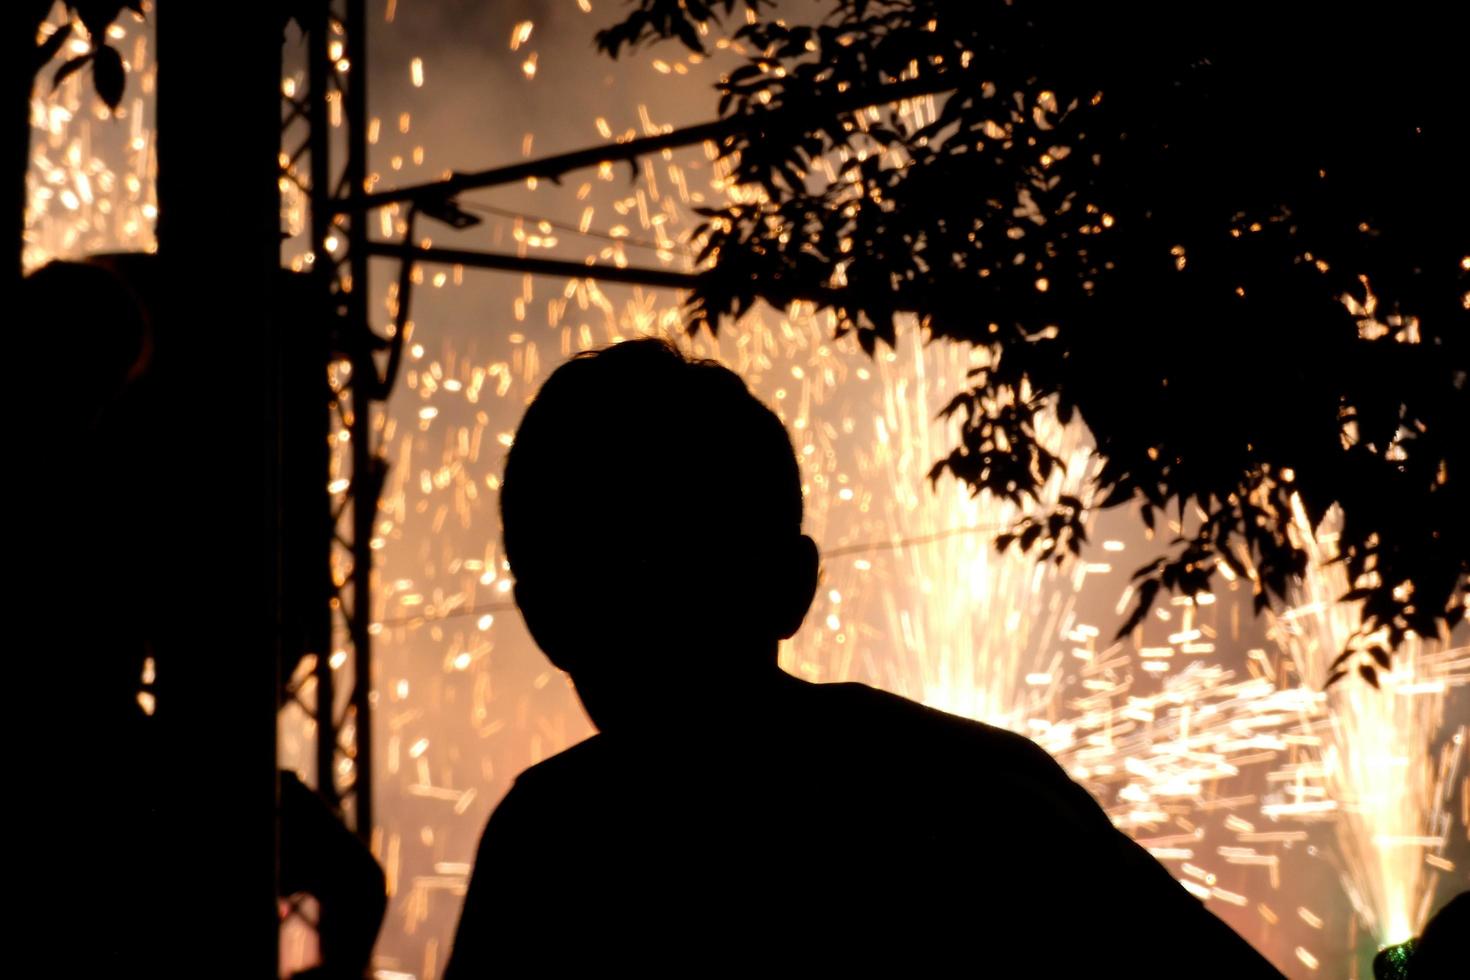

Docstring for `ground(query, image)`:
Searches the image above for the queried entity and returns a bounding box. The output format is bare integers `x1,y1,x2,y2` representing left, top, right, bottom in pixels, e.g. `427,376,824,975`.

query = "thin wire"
457,199,689,255
821,520,1010,559
374,521,1014,629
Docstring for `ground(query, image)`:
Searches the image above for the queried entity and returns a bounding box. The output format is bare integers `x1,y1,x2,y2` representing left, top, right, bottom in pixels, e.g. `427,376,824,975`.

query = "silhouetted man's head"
501,339,818,730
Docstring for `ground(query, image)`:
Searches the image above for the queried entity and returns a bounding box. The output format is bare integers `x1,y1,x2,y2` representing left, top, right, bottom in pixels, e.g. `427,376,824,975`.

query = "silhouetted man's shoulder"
815,679,1063,765
498,679,1115,844
806,682,1282,975
510,732,613,788
808,681,1115,826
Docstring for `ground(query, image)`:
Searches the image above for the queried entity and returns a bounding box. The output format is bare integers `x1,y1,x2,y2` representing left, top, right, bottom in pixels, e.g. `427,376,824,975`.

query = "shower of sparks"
784,326,1097,734
1259,498,1468,947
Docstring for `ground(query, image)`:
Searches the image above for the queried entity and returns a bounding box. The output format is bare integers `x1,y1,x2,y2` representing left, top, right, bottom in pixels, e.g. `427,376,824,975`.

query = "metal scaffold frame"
280,0,379,842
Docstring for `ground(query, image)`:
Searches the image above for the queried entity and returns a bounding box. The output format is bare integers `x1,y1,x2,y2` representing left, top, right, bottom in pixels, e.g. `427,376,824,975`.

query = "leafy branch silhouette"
596,0,1468,687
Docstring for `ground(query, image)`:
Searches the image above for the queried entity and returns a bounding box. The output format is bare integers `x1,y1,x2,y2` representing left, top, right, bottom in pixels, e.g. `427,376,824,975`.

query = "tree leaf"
92,43,125,110
672,16,704,54
34,24,73,71
1114,578,1161,640
52,52,93,91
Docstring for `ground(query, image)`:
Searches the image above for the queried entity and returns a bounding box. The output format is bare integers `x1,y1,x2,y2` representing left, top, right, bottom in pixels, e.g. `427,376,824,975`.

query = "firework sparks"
783,326,1095,735
1262,499,1468,946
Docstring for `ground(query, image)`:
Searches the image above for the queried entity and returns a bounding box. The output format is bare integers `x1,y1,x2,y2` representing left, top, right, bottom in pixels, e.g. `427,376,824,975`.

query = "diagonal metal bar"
335,72,961,213
364,241,702,291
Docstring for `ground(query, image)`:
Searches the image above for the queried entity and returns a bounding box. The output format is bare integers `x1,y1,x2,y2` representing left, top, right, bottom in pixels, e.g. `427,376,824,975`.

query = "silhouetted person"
445,339,1283,976
28,258,384,975
29,258,163,968
281,770,389,980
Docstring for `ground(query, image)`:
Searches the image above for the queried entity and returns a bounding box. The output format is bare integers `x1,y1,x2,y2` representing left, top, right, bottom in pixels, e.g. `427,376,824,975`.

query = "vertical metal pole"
344,0,375,844
306,0,339,811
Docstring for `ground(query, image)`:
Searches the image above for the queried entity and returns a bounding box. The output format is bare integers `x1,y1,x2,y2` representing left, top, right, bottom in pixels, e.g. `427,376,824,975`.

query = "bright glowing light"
1262,498,1467,946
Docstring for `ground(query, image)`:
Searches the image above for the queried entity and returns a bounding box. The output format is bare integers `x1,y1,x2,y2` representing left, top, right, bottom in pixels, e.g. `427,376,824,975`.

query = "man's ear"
513,579,578,673
774,534,820,640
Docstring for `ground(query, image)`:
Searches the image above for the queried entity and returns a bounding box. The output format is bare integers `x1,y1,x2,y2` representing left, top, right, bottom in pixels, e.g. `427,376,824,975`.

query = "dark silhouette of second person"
445,339,1283,976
